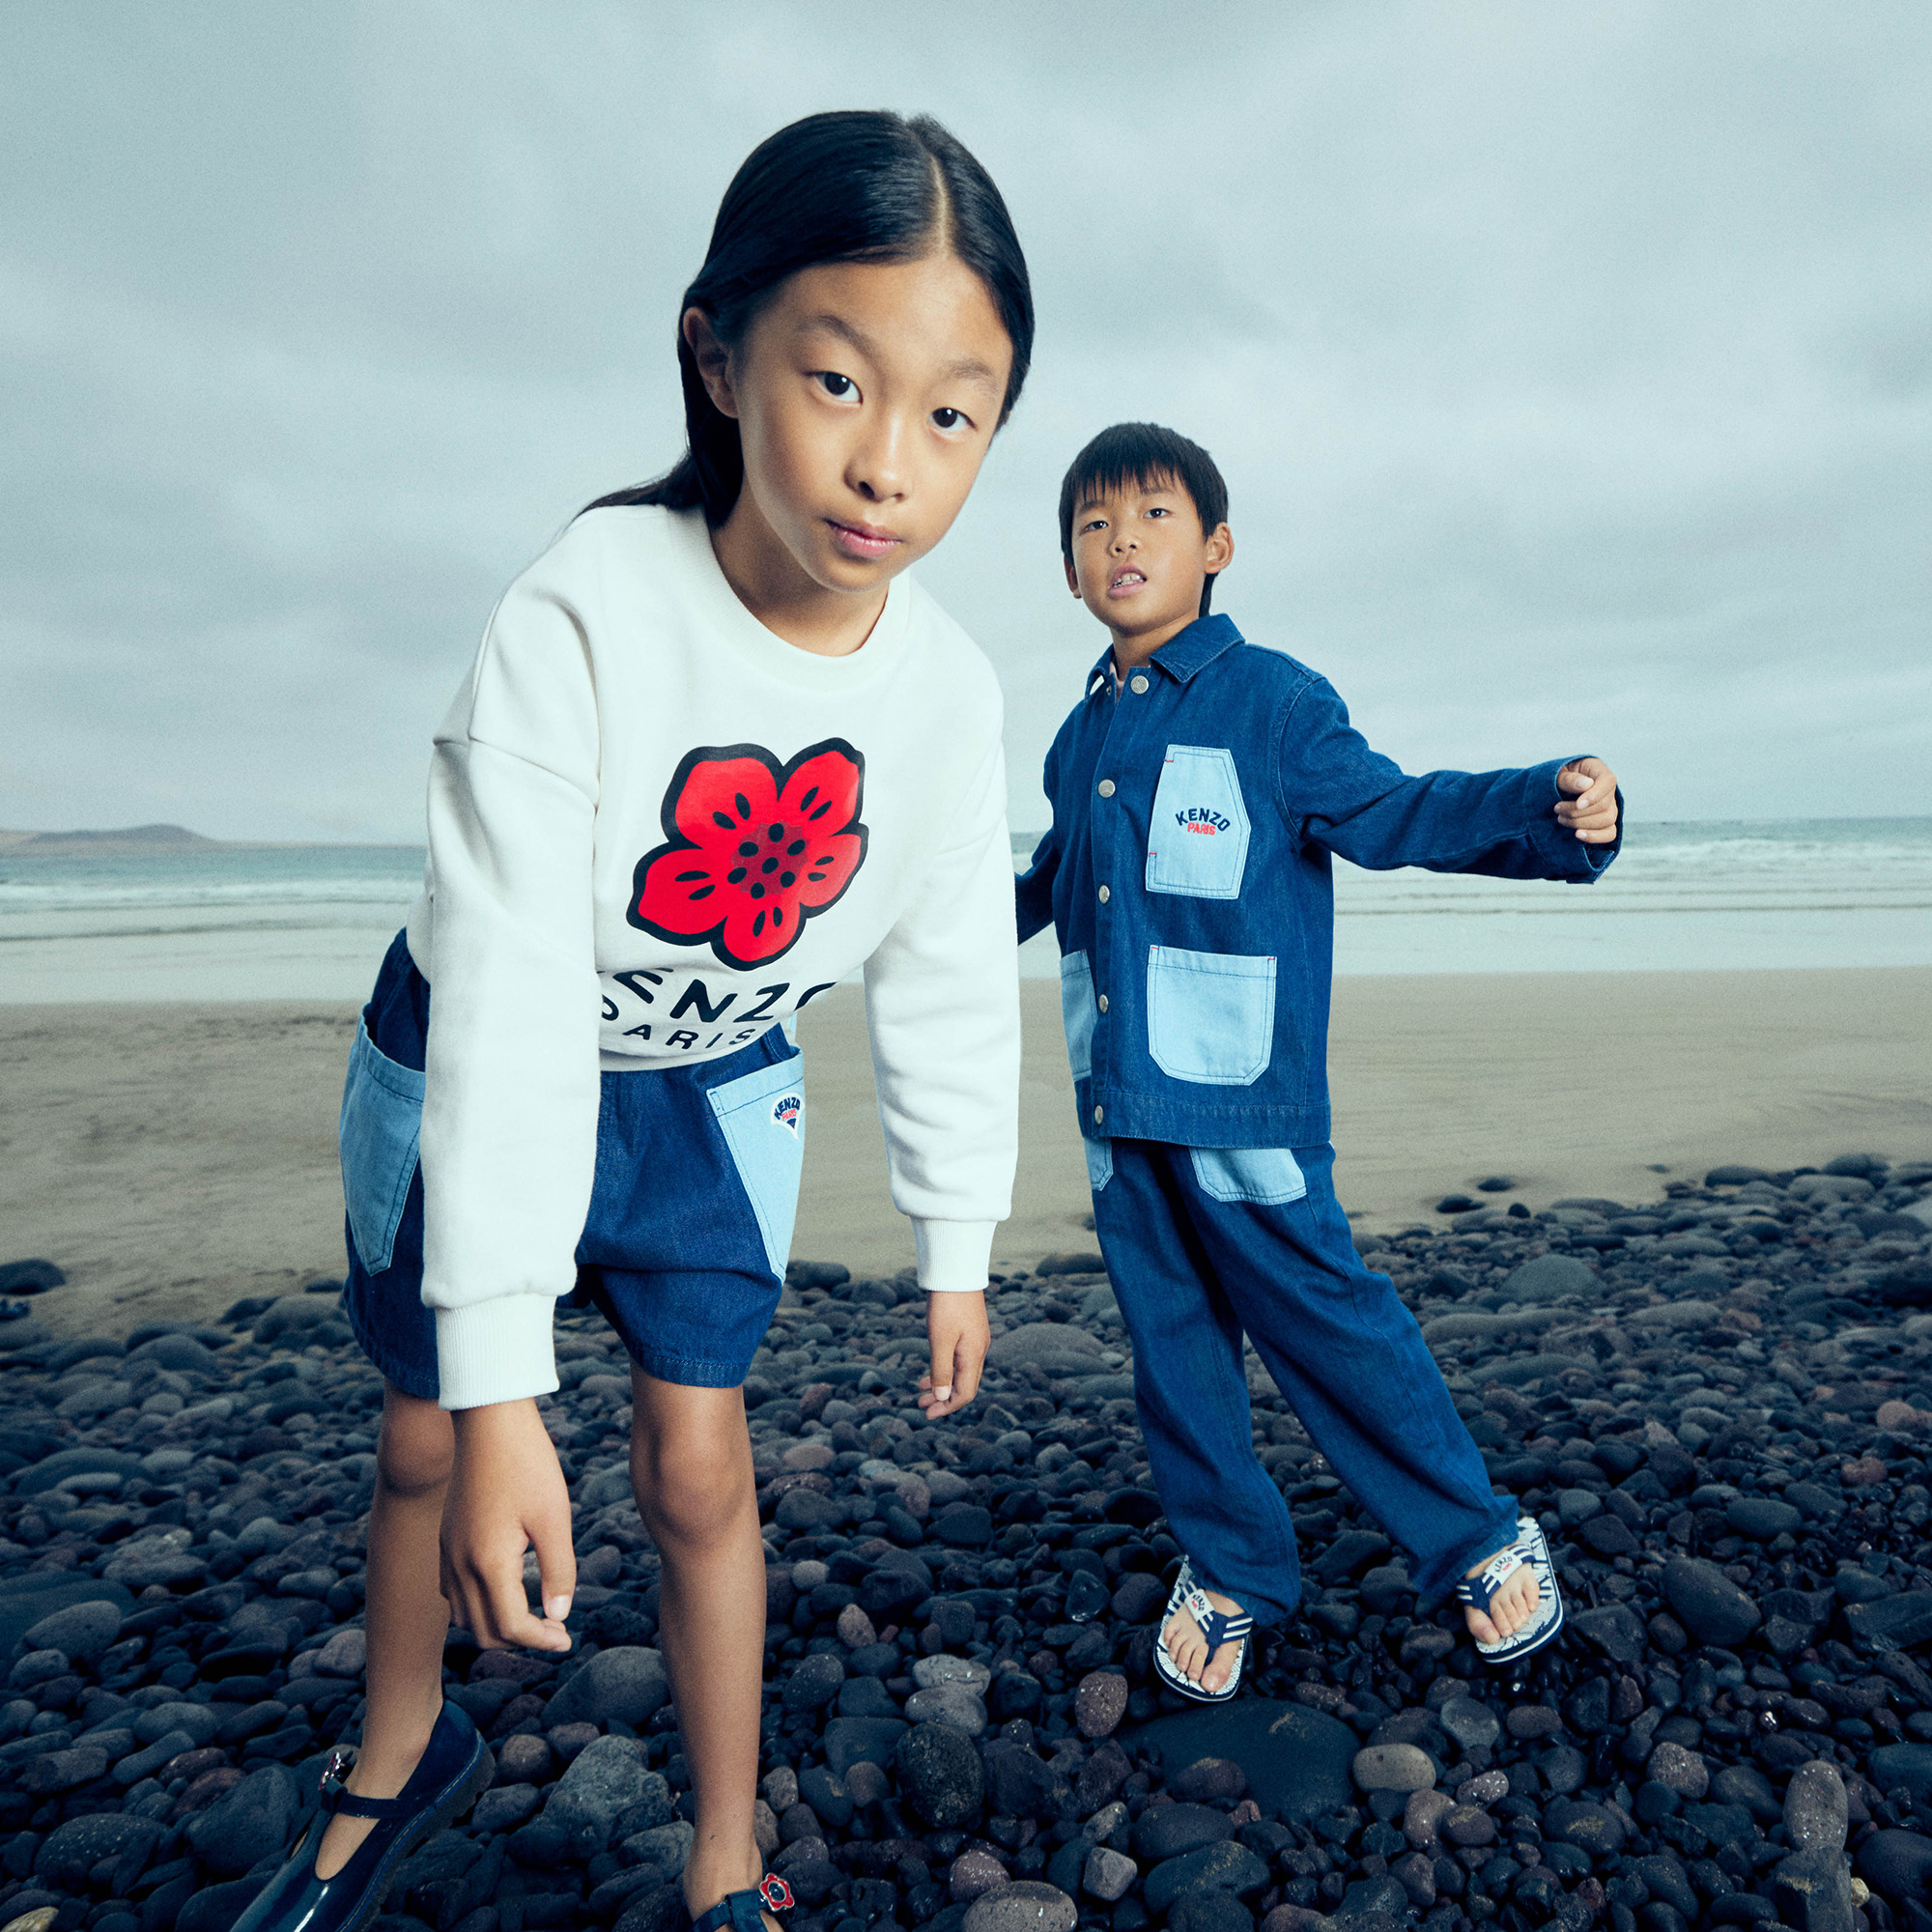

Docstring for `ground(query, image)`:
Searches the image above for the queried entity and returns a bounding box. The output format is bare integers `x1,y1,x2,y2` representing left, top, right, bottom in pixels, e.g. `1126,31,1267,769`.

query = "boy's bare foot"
1462,1544,1540,1647
1162,1585,1247,1695
684,1842,784,1932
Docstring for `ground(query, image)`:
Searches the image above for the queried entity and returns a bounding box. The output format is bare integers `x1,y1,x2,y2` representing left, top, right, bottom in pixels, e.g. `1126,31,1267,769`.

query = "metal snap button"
1097,885,1110,903
1094,1105,1105,1125
1096,994,1109,1012
1129,675,1149,694
1097,780,1116,798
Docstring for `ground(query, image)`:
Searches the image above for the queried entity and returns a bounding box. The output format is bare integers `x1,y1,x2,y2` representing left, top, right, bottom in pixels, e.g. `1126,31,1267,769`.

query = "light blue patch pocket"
1146,946,1276,1086
338,1018,425,1274
707,1054,808,1282
1146,745,1250,899
1060,951,1097,1082
1189,1145,1306,1206
1084,1136,1114,1194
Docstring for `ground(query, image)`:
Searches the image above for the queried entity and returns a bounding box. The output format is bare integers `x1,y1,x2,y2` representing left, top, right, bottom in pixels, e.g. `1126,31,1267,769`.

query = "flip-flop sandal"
1153,1556,1253,1704
690,1873,793,1932
1455,1515,1563,1665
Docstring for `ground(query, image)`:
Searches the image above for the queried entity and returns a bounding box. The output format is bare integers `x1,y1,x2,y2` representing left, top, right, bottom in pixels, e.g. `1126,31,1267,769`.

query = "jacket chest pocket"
1146,745,1250,899
1146,946,1276,1086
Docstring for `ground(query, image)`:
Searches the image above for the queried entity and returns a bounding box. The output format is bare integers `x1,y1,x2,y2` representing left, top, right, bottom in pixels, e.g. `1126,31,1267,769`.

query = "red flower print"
629,740,867,968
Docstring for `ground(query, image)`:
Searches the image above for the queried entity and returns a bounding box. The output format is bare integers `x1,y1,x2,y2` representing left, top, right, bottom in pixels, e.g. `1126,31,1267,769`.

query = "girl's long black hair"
586,110,1034,527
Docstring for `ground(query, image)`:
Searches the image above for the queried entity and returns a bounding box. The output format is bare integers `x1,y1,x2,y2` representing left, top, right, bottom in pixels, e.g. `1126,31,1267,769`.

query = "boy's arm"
1280,677,1622,880
1015,824,1060,942
1014,735,1062,943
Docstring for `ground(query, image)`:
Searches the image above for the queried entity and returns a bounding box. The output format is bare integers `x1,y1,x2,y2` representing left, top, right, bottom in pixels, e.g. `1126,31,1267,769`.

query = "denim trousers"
1088,1136,1517,1626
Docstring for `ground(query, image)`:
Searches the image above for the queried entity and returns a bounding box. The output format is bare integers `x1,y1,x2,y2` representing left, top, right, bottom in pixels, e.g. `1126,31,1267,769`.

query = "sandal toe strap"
1197,1608,1253,1652
1454,1559,1516,1615
1455,1519,1548,1614
1453,1522,1538,1615
1169,1582,1252,1655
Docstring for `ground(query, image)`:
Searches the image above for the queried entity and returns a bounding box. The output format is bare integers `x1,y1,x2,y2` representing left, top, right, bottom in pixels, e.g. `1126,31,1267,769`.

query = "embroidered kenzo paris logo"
1176,807,1233,837
772,1094,802,1133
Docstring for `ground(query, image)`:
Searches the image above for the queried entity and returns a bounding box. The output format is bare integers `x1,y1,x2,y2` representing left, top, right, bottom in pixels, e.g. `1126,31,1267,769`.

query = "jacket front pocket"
339,1018,426,1274
1060,951,1097,1082
1146,745,1250,899
707,1053,808,1283
1146,946,1276,1086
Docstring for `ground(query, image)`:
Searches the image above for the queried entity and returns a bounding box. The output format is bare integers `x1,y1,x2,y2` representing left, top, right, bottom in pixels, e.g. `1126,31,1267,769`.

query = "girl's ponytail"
587,110,1033,527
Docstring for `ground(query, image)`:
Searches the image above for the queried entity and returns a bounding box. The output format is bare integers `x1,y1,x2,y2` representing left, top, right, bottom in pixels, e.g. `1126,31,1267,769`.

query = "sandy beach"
4,967,1928,1341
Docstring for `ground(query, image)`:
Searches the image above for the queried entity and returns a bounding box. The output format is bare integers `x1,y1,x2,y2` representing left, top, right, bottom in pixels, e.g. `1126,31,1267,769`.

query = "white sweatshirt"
405,505,1019,1408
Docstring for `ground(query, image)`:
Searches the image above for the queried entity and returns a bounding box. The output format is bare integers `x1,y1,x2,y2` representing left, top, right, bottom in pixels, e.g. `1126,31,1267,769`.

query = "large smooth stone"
1662,1556,1762,1646
541,1647,670,1729
1141,1698,1356,1822
1495,1255,1601,1303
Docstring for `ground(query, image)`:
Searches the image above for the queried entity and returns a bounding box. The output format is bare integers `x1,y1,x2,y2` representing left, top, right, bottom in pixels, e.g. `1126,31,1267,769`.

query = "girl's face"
688,253,1013,611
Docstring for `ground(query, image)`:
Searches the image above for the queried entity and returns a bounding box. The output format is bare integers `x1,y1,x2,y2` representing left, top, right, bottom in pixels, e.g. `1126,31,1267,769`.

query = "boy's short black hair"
1058,422,1231,616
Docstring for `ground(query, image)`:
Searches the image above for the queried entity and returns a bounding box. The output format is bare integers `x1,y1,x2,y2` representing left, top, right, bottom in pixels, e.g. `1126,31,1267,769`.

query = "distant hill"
0,823,224,858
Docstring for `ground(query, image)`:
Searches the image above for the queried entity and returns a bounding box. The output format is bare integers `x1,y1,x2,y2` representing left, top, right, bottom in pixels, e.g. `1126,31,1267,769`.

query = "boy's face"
1065,472,1233,652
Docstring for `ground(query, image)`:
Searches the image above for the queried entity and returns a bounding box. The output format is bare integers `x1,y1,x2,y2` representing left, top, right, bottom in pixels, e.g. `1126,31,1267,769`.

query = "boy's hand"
1555,757,1620,844
440,1398,575,1652
919,1290,989,1419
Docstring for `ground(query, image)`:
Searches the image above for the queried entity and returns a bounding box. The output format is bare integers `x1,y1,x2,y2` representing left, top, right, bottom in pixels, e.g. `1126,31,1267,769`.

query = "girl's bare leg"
628,1368,777,1930
314,1386,454,1878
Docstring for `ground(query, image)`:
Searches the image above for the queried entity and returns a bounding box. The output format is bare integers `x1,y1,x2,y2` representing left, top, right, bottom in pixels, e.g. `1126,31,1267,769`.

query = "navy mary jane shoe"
232,1700,493,1932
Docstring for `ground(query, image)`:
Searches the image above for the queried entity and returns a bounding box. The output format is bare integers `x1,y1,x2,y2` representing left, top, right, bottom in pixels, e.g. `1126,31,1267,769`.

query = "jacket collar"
1084,612,1245,697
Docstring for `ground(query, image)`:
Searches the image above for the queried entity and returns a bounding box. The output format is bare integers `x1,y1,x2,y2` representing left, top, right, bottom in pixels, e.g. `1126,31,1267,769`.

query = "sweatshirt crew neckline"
658,507,913,693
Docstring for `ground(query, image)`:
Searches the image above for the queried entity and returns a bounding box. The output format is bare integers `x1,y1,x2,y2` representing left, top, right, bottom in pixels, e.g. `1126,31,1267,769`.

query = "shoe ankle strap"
328,1791,408,1821
318,1751,408,1822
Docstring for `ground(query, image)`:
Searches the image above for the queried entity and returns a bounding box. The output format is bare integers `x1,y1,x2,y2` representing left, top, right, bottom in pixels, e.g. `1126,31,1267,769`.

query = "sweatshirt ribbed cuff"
434,1293,561,1410
913,1219,995,1293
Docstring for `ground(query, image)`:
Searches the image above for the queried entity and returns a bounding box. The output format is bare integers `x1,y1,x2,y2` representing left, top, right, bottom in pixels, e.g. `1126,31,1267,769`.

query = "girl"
238,111,1032,1932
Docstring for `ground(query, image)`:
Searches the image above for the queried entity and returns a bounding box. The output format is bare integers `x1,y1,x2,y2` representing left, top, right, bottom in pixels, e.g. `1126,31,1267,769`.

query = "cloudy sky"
4,2,1927,840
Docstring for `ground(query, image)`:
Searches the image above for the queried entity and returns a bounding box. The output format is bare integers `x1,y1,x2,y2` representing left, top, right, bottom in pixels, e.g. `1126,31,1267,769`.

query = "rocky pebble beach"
2,1152,1931,1932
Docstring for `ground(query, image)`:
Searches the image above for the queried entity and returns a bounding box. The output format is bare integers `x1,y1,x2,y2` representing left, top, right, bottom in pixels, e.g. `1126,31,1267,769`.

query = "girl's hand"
440,1398,576,1652
919,1290,989,1419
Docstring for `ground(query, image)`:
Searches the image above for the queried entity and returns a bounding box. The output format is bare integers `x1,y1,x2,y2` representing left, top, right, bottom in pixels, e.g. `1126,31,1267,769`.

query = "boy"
1015,423,1621,1698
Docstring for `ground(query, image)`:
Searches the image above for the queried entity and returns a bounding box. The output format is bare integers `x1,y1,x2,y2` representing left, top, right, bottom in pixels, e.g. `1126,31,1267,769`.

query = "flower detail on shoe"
630,740,867,968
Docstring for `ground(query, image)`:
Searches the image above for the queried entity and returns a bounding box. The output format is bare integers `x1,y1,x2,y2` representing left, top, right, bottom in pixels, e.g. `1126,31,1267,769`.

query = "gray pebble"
962,1880,1077,1932
1437,1697,1500,1751
1784,1758,1850,1856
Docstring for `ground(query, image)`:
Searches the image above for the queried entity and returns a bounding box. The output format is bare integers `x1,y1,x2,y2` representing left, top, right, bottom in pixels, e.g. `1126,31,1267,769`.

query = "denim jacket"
1015,613,1622,1149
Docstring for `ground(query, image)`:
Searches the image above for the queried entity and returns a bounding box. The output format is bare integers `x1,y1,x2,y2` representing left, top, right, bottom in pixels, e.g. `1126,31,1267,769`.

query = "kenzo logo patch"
772,1094,802,1134
1176,808,1233,837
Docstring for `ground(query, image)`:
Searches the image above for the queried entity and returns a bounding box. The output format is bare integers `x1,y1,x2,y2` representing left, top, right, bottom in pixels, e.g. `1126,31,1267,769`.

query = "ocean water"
0,845,424,1003
1,820,1926,1002
1017,816,1932,980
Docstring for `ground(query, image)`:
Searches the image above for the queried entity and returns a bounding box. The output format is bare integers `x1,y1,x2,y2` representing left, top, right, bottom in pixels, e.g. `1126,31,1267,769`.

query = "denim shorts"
340,931,805,1401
